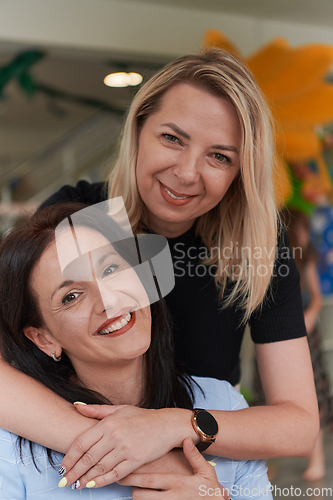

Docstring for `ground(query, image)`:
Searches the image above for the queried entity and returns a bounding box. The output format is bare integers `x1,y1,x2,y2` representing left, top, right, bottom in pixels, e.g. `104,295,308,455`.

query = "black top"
39,181,306,385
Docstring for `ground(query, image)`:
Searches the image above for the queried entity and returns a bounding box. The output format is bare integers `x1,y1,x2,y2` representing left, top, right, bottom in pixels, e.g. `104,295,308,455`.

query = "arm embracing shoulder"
0,428,26,499
0,358,97,453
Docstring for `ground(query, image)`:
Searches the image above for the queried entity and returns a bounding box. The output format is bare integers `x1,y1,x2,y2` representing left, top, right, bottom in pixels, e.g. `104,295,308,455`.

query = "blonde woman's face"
136,83,241,237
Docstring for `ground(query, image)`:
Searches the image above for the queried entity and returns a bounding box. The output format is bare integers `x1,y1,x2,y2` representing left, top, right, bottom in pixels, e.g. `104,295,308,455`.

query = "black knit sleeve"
249,227,307,343
38,180,108,211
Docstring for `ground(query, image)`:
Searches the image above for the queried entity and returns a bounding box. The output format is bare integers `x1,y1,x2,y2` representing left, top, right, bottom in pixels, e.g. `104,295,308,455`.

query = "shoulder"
0,427,18,462
0,427,63,469
250,224,307,343
38,180,108,210
0,428,27,498
191,376,248,411
0,429,134,499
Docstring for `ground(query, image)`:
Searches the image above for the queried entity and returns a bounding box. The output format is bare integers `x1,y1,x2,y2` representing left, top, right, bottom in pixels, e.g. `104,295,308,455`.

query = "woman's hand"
59,403,197,489
134,448,193,476
119,437,227,499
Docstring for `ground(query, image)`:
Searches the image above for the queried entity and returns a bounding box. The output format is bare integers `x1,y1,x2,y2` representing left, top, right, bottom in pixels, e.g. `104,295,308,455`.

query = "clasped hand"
59,404,226,498
60,404,180,488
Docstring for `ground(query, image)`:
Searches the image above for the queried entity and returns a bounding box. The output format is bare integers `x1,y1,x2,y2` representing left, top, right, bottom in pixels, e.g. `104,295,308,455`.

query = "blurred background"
1,0,333,496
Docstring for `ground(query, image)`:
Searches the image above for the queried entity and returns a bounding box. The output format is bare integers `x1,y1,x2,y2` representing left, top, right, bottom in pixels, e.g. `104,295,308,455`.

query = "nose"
173,150,201,185
94,280,122,318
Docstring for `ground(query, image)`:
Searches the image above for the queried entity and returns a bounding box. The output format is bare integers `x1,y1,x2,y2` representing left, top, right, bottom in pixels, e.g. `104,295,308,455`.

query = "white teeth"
165,187,189,200
99,312,132,335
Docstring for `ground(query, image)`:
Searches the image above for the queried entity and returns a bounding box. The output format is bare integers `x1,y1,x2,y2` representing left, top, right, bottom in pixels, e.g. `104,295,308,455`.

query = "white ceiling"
130,0,333,28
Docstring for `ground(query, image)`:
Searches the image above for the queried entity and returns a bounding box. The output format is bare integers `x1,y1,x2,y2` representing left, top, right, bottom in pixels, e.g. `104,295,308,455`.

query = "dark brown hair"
0,202,195,467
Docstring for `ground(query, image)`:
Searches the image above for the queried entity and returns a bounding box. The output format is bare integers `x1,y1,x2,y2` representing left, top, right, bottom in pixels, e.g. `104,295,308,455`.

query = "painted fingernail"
58,466,66,477
86,480,96,488
207,460,216,466
58,477,68,488
71,480,81,490
73,401,87,406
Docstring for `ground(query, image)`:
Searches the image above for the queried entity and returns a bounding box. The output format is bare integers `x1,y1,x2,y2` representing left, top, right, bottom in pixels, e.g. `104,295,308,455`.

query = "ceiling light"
104,72,143,88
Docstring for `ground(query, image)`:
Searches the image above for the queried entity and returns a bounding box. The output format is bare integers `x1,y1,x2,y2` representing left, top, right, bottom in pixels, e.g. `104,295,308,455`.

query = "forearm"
171,402,319,460
209,402,319,459
0,359,97,453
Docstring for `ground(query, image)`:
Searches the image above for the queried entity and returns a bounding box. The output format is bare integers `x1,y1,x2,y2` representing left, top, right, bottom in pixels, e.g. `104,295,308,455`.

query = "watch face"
196,411,218,436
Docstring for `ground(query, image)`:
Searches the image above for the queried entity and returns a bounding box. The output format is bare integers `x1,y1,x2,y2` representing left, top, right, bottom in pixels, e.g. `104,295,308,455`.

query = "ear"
23,326,62,360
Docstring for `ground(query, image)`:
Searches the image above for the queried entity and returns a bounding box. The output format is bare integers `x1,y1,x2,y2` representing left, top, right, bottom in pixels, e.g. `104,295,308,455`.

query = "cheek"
55,312,87,346
135,309,152,345
131,276,151,310
136,140,170,180
204,171,238,202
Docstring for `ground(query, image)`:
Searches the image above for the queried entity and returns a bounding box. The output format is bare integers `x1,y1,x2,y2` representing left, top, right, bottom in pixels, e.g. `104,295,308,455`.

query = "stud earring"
52,353,61,362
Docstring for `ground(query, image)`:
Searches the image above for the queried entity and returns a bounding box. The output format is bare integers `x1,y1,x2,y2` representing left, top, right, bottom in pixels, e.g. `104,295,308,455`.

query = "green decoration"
0,50,126,116
0,50,44,98
285,165,315,216
240,385,253,405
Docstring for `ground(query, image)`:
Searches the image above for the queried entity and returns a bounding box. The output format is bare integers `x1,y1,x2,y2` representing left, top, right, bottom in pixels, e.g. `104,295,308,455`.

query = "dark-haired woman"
0,203,272,499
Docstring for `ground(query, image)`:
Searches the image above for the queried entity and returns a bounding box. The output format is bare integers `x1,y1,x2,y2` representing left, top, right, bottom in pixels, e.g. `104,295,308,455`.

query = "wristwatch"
191,408,219,452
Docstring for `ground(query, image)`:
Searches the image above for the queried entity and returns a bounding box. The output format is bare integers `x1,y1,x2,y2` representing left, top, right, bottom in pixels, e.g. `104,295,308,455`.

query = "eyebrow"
51,280,74,299
161,122,239,155
50,250,120,300
97,250,118,267
161,122,191,140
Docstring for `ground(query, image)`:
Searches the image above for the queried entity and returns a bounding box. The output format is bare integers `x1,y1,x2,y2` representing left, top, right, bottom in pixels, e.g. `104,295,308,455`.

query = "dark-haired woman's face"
25,227,151,378
136,83,241,237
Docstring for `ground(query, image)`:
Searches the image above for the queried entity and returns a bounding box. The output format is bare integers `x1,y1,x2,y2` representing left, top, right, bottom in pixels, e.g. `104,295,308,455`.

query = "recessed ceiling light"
104,72,143,88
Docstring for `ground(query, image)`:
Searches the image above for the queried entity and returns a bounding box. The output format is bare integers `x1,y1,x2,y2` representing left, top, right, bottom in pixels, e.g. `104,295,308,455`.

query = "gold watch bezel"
192,409,218,443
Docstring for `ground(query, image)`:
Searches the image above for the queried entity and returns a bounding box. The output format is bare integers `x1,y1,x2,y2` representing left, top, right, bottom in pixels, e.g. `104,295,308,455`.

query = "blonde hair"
108,48,278,321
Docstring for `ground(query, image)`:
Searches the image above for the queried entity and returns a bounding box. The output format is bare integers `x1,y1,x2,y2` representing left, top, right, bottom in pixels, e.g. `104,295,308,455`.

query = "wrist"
156,408,200,449
171,408,201,447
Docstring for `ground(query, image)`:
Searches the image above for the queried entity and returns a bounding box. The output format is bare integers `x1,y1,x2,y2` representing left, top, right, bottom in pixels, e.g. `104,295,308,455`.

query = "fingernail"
71,480,81,490
188,438,195,449
207,460,216,466
73,401,87,406
58,466,66,477
58,477,68,488
86,480,96,488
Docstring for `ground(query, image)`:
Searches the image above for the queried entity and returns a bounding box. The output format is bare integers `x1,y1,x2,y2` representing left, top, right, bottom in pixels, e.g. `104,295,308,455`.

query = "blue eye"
103,263,120,278
163,133,179,143
62,292,80,305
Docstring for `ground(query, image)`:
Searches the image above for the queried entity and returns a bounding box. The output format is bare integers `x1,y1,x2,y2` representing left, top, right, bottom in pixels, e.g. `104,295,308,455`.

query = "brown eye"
62,292,80,305
213,153,230,163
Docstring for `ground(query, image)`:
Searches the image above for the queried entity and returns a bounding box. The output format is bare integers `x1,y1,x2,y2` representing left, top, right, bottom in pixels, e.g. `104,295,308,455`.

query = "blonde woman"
0,49,318,491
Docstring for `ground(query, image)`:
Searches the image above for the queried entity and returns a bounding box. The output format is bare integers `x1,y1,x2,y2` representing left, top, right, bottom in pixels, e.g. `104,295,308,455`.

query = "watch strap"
196,438,216,452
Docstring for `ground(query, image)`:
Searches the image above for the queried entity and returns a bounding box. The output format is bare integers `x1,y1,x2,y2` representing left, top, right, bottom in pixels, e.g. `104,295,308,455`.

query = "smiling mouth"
165,187,189,200
160,182,194,200
159,182,196,200
97,311,136,337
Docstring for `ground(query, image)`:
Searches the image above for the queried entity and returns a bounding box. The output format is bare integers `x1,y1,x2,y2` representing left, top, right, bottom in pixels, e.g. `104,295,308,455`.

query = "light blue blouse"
0,377,273,499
